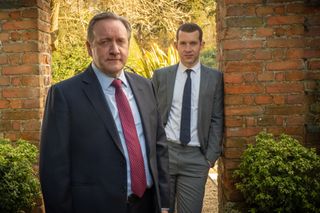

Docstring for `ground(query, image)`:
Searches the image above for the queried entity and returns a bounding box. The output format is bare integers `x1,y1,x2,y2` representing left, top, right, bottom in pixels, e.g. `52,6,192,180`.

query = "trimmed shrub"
234,132,320,213
0,139,40,213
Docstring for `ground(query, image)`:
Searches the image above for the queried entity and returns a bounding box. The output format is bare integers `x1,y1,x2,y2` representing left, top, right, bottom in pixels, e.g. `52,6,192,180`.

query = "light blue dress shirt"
92,63,153,196
165,61,201,147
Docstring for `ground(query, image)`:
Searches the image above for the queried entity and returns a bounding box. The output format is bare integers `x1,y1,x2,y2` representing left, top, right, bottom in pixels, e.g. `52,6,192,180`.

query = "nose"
109,41,120,55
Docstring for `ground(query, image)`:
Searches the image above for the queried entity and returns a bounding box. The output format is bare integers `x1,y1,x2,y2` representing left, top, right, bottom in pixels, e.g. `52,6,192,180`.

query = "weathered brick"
224,74,243,83
227,6,255,16
224,138,247,148
256,6,274,16
257,116,275,126
9,11,21,19
225,106,264,116
225,117,243,127
309,60,320,70
287,48,304,59
255,50,272,60
9,100,23,109
306,38,320,48
256,27,274,37
243,95,255,104
225,0,262,4
2,110,41,120
257,72,274,81
226,127,262,137
243,73,256,82
267,60,304,71
224,40,263,50
286,71,305,81
2,20,37,30
0,77,10,86
287,94,305,104
304,50,320,58
255,95,273,104
0,100,10,109
273,95,285,105
3,42,38,52
267,39,304,48
2,65,37,75
23,53,39,64
305,71,320,80
287,3,304,14
22,120,41,131
246,116,256,126
227,17,263,27
225,84,264,94
225,95,243,105
2,87,40,98
225,61,263,72
265,105,304,115
274,6,285,15
0,54,7,64
266,82,304,93
305,26,320,37
267,16,305,26
286,116,305,125
22,8,38,18
20,131,40,141
0,32,10,41
7,54,22,65
225,50,243,61
275,72,285,81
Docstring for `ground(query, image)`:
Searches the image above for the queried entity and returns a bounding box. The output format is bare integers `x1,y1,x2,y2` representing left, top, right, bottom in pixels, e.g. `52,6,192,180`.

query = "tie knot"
112,79,122,89
185,69,192,77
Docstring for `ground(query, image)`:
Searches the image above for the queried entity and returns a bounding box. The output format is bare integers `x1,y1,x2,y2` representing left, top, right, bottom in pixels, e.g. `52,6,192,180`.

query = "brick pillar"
0,0,51,143
216,0,320,211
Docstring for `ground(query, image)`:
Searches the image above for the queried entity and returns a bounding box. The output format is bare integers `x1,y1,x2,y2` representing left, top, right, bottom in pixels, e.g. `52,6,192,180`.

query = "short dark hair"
176,23,203,42
87,12,131,43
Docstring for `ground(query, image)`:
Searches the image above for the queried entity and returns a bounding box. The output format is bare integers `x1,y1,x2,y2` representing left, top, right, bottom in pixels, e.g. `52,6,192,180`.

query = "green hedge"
0,139,40,213
234,132,320,213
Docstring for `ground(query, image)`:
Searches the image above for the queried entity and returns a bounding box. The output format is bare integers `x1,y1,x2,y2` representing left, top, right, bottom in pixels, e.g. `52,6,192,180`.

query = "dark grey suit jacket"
152,63,224,165
40,65,169,213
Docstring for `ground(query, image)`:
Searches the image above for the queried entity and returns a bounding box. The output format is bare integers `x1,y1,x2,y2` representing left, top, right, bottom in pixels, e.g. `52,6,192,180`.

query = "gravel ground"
202,168,218,213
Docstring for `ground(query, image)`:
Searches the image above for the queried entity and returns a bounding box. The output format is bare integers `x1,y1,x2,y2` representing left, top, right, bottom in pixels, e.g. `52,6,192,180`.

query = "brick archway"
0,0,319,212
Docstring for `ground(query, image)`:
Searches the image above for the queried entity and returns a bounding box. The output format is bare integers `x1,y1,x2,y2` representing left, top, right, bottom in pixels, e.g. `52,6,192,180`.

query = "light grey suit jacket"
152,63,224,165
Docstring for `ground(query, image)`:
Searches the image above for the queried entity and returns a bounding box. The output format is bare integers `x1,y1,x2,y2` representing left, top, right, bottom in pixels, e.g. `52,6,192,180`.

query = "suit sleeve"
39,85,72,213
205,72,224,166
151,79,170,209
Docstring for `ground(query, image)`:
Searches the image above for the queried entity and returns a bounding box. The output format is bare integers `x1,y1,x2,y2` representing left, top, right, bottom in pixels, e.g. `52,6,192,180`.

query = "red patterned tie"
112,79,146,197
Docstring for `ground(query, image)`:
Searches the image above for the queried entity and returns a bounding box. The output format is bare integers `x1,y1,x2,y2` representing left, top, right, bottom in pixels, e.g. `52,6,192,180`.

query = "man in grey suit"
40,12,169,213
152,23,224,213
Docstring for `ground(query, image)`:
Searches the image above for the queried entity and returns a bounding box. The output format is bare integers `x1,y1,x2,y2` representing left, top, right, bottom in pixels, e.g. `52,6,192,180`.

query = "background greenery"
50,0,217,83
233,132,320,213
0,139,40,213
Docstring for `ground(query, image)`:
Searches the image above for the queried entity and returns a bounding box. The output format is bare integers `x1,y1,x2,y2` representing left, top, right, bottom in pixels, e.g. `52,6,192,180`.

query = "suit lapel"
81,66,124,156
166,64,178,118
198,65,210,125
125,72,151,156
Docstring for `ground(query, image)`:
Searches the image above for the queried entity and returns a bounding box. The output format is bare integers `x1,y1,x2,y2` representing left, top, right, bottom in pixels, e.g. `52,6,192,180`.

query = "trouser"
168,141,210,213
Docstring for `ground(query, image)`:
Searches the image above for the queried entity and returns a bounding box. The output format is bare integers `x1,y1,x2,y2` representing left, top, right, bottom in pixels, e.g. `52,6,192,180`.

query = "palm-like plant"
127,43,179,78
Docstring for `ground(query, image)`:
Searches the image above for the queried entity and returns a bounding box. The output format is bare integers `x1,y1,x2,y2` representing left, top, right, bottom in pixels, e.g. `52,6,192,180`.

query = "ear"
174,41,178,49
201,41,205,50
86,41,93,57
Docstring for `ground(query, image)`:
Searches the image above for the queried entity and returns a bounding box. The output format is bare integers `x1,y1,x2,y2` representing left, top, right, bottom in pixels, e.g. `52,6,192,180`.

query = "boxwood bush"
0,138,40,213
234,132,320,213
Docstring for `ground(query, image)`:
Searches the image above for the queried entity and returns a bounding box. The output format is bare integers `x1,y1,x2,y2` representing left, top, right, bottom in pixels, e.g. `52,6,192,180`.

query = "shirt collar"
91,62,128,90
178,61,201,73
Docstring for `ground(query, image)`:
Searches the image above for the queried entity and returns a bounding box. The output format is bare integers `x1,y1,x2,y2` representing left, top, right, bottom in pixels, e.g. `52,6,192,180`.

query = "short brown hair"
87,12,131,43
176,23,203,42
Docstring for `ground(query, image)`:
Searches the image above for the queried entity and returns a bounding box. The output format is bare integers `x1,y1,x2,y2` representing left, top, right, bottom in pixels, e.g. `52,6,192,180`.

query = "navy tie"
180,69,192,145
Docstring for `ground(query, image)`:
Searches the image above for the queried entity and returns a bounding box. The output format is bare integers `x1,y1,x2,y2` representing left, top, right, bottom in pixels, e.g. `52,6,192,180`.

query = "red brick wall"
216,0,320,211
0,0,51,144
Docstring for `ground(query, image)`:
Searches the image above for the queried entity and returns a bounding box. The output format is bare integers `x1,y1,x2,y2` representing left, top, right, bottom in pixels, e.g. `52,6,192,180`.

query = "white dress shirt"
165,61,201,147
92,63,152,196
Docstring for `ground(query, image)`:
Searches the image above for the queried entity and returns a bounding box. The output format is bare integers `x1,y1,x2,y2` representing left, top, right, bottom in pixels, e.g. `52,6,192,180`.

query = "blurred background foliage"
51,0,217,83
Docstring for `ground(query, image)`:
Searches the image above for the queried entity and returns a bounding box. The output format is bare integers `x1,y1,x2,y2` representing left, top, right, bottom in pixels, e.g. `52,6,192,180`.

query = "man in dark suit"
152,23,224,213
40,12,169,213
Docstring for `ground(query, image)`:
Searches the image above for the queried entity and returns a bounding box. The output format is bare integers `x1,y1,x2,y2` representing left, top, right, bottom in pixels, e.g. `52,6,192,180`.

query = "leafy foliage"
0,139,40,213
233,132,320,213
200,48,217,68
127,44,179,78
